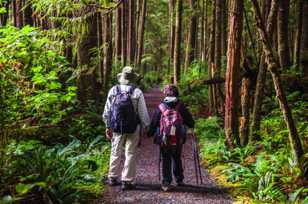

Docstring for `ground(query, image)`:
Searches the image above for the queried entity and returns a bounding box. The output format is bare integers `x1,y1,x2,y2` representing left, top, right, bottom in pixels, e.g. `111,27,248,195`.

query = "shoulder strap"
115,85,121,94
129,85,136,95
158,103,168,114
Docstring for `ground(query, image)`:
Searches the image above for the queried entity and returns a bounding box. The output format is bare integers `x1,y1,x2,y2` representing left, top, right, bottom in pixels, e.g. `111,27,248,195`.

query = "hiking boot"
121,182,135,191
161,184,171,192
107,178,119,186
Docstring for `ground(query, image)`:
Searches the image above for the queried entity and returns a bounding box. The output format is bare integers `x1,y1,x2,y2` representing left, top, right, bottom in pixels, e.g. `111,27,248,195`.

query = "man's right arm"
102,86,115,128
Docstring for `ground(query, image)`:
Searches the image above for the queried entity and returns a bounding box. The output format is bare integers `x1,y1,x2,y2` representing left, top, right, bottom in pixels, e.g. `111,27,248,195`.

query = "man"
102,66,150,190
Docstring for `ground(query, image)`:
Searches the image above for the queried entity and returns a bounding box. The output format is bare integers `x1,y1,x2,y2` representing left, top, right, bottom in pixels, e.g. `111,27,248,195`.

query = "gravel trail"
101,87,232,204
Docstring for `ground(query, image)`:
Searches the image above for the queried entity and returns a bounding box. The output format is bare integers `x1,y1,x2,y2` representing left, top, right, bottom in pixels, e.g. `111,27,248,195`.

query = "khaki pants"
108,126,140,182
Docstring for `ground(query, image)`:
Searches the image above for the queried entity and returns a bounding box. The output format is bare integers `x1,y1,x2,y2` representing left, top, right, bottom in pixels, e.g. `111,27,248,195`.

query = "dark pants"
161,145,184,185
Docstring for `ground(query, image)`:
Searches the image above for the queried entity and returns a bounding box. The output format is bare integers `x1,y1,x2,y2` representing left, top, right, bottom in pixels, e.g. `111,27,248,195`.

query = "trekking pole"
191,132,199,184
158,147,161,181
193,129,203,184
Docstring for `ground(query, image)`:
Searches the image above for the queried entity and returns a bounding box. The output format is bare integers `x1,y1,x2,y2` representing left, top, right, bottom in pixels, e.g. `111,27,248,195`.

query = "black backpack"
109,85,139,134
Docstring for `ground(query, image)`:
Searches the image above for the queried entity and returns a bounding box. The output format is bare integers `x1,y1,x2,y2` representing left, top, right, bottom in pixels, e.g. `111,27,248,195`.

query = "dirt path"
101,87,232,204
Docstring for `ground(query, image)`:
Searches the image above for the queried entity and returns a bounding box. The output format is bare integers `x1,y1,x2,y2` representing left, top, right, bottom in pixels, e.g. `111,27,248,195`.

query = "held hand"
105,128,113,140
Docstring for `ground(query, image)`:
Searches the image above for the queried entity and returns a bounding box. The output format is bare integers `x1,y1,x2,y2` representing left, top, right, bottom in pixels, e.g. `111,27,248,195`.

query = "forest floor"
100,87,232,204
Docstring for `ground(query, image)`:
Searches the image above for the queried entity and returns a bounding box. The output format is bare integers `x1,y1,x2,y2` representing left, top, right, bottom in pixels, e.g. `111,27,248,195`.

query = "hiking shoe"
161,184,171,192
107,178,119,186
121,182,135,191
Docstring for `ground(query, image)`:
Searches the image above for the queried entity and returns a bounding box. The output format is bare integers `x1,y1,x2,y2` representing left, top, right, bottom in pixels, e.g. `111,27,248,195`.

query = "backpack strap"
158,103,168,114
129,85,136,95
115,85,121,95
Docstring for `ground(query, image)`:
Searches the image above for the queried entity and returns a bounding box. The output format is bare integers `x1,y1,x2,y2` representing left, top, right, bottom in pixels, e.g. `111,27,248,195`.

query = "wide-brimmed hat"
117,66,140,85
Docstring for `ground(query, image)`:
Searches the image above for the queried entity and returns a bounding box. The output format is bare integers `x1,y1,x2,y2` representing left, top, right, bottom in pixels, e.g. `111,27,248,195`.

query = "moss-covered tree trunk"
224,0,243,148
135,0,147,72
251,0,278,142
251,0,304,164
173,0,183,84
184,0,197,73
277,0,290,68
300,0,308,77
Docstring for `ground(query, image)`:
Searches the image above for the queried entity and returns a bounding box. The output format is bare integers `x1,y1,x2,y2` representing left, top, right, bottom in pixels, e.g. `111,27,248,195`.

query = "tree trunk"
127,0,136,64
173,0,183,84
14,0,23,28
77,13,100,104
240,76,250,146
208,2,216,114
184,0,197,73
115,5,122,63
135,0,147,72
168,0,175,72
23,0,33,26
103,13,113,91
221,0,228,56
121,0,128,66
293,0,303,66
251,0,304,164
213,0,223,114
277,0,290,68
300,0,308,77
251,0,278,141
224,0,243,148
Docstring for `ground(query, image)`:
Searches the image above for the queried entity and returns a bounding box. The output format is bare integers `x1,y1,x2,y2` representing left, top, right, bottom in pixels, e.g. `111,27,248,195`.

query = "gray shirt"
102,85,151,129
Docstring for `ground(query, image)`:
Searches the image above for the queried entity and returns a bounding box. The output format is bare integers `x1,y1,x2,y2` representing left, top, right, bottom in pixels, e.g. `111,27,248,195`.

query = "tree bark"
251,0,304,164
221,0,227,56
135,0,147,72
115,5,122,63
127,0,136,64
224,0,243,148
77,13,100,104
277,0,290,68
173,0,183,84
14,0,23,28
168,0,175,72
23,0,33,26
251,0,278,141
103,12,113,91
184,0,197,73
300,0,308,77
213,0,223,114
293,0,303,66
121,0,128,66
240,76,250,146
208,2,216,114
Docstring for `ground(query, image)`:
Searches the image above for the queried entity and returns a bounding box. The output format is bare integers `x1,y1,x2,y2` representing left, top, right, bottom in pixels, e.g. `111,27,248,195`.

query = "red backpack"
158,103,186,146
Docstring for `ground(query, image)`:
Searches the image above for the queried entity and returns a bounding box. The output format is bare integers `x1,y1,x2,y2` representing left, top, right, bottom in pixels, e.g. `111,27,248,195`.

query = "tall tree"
135,0,147,72
213,0,223,113
103,12,113,90
13,0,23,28
293,0,303,66
77,13,100,104
115,4,122,63
23,0,33,26
300,0,308,77
127,0,136,64
168,0,175,72
251,0,304,164
277,0,290,68
184,0,197,73
121,0,128,66
173,0,183,84
208,1,216,114
251,0,278,141
224,0,244,148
